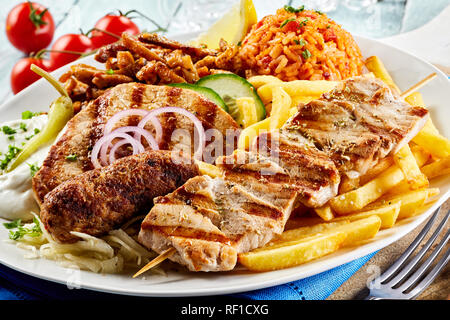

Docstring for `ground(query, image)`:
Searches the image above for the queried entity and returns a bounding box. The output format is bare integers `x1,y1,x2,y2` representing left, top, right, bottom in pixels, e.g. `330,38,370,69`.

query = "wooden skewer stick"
400,73,437,98
133,247,176,278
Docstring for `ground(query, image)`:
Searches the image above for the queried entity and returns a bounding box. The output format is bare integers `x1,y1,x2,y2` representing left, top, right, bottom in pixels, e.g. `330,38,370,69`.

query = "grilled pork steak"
33,83,238,205
138,76,429,272
40,150,199,243
285,77,429,177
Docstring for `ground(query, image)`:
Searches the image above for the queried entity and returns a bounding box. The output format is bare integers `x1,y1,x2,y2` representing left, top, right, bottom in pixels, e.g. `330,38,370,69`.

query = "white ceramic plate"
0,33,449,297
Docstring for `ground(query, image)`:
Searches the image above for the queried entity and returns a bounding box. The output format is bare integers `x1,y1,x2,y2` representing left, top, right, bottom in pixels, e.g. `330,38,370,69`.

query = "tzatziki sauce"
0,114,49,221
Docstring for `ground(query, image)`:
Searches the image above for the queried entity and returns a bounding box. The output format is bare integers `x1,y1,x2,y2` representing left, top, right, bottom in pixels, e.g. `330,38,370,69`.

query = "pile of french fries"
235,57,450,272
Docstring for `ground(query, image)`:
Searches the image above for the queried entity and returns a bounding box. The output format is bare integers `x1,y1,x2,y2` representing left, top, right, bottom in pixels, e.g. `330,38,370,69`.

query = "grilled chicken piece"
33,83,238,205
285,77,429,177
138,146,338,272
138,76,429,272
40,150,198,243
139,170,298,271
249,131,340,207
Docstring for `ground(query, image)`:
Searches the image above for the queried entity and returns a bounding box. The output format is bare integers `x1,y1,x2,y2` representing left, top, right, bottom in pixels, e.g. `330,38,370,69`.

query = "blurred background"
1,0,449,102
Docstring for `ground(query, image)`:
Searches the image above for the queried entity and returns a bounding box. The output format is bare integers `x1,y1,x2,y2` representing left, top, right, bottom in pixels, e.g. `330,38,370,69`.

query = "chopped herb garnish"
294,39,300,45
8,136,14,141
326,24,331,29
315,10,324,15
3,219,21,229
237,41,242,46
66,154,78,161
21,111,39,120
7,216,42,241
302,49,312,60
280,18,296,28
284,5,305,13
0,145,22,170
299,19,309,28
34,128,40,135
106,69,115,75
19,123,27,132
28,163,40,177
2,126,16,135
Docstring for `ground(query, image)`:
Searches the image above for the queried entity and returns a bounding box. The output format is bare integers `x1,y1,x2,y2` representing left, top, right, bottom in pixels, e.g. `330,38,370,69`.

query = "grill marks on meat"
33,83,238,204
285,77,429,177
138,76,429,272
139,172,297,271
40,151,199,243
139,147,335,271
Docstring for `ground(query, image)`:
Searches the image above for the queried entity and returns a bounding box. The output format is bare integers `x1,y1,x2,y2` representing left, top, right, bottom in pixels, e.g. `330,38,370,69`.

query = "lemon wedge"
190,0,257,49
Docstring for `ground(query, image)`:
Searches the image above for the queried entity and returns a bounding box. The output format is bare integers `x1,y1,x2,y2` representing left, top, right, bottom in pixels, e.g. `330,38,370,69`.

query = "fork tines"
367,207,449,299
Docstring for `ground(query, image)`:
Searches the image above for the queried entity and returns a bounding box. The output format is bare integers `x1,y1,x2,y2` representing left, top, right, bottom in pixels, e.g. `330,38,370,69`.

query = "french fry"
339,176,360,194
274,216,381,247
330,165,404,214
426,188,440,202
332,201,401,229
421,158,450,179
359,157,394,185
314,205,335,221
238,232,346,271
247,75,282,89
257,80,338,104
196,161,223,178
270,87,292,130
235,97,258,128
393,145,429,190
330,215,381,246
290,95,320,108
272,220,349,243
369,189,435,220
365,56,401,94
410,144,432,167
237,118,270,150
412,129,450,159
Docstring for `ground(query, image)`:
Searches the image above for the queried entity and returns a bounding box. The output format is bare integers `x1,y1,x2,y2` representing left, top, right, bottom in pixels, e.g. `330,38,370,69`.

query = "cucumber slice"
196,74,266,125
168,83,228,112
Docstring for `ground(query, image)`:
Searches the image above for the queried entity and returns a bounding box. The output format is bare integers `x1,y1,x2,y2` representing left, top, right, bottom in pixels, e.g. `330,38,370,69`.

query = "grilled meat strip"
138,76,429,272
33,83,238,205
139,157,299,271
285,77,429,177
40,150,199,243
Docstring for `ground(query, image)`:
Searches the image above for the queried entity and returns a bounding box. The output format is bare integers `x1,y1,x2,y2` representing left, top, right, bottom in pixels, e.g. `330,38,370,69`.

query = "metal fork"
365,207,450,300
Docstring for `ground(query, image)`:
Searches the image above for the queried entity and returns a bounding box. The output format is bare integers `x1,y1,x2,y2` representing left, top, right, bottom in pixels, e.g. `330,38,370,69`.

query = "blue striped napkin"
0,251,376,300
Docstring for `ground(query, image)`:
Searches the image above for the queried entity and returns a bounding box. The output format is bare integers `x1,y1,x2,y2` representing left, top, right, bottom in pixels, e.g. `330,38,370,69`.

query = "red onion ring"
139,107,206,160
104,109,162,143
99,126,159,167
91,132,143,169
108,139,129,165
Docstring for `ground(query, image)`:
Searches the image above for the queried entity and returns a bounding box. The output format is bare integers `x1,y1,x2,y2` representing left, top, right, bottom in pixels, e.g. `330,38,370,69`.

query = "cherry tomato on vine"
6,2,55,54
11,57,51,94
49,34,94,70
90,13,140,48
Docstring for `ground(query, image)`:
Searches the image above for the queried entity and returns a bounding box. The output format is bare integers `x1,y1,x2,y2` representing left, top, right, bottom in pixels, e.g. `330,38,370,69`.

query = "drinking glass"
158,0,237,33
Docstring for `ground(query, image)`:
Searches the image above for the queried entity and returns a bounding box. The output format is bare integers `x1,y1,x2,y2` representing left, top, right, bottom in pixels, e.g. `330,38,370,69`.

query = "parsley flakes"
4,217,42,241
28,163,40,177
0,145,22,170
302,49,312,60
2,126,16,135
21,111,40,120
66,154,78,161
280,18,296,28
284,5,305,13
